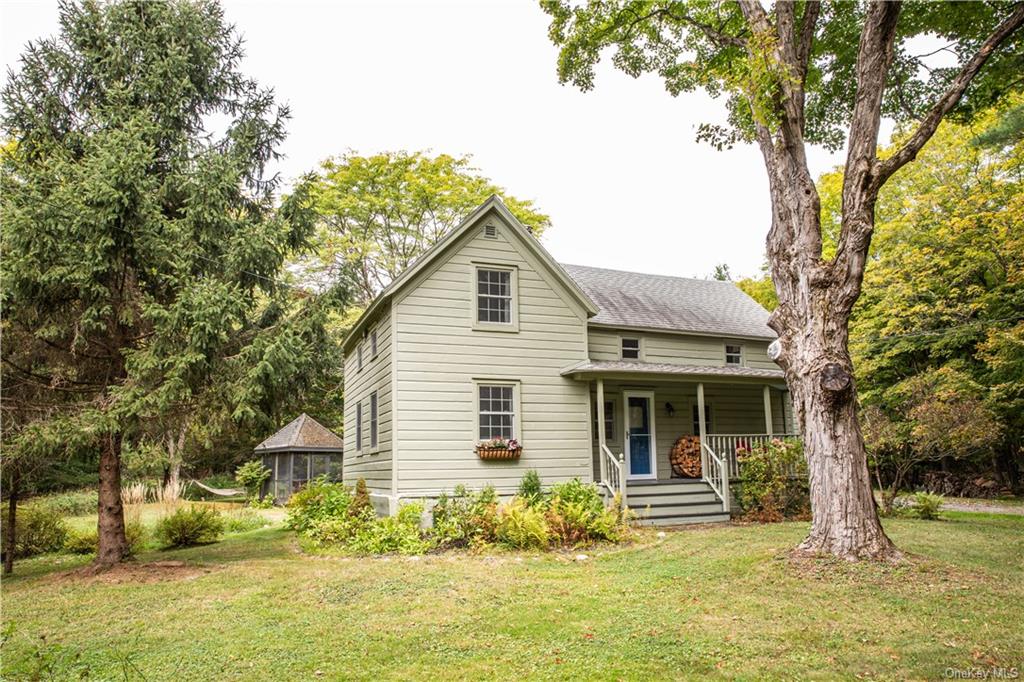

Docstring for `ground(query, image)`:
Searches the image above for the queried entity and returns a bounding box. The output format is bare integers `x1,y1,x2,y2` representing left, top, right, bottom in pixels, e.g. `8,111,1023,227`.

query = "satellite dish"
767,339,782,362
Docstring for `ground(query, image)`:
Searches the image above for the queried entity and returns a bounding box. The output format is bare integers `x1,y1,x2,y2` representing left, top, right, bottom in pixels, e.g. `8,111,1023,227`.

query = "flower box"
476,438,522,460
476,446,522,460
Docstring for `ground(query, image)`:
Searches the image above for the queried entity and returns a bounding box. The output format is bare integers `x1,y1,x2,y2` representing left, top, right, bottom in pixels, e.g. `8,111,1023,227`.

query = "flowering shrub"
737,438,809,522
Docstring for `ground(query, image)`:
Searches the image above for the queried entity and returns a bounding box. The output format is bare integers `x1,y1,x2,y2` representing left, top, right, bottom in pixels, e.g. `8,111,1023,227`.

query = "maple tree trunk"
785,332,897,560
764,168,900,560
95,431,129,568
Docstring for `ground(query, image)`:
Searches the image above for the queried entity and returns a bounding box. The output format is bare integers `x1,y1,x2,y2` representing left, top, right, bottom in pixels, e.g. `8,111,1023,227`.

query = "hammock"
189,479,246,497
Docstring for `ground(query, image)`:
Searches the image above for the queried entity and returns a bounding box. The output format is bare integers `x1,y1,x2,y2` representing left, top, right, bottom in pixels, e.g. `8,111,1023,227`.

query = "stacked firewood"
670,435,702,478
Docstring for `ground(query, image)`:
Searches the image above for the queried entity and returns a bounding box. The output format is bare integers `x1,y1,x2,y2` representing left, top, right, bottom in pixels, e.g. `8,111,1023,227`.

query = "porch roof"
560,359,786,381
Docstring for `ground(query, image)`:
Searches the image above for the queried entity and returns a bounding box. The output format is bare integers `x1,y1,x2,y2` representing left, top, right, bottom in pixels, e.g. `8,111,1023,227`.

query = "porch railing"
705,433,801,479
700,442,730,512
600,444,627,508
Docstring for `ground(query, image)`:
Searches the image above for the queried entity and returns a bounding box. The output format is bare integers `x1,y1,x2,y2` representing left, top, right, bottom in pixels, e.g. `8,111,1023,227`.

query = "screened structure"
254,413,344,503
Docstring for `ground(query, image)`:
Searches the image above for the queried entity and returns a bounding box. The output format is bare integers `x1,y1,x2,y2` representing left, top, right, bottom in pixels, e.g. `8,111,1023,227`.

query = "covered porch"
562,360,798,515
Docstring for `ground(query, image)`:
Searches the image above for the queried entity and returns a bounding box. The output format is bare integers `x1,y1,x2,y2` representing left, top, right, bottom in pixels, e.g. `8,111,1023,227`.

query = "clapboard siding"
342,302,393,494
590,382,794,481
393,212,591,495
588,328,777,370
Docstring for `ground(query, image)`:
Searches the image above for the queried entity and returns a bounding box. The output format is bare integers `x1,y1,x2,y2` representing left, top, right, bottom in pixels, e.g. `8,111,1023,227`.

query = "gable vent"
483,224,498,239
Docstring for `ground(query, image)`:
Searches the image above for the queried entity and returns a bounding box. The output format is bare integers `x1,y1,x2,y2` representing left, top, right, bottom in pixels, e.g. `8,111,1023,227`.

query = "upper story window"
621,337,641,360
357,343,364,371
476,268,513,325
370,328,378,358
479,384,515,440
725,344,743,365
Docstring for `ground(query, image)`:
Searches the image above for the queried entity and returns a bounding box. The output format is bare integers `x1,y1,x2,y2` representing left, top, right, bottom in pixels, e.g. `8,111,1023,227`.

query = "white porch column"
697,382,707,476
696,382,707,440
596,378,606,483
763,385,774,436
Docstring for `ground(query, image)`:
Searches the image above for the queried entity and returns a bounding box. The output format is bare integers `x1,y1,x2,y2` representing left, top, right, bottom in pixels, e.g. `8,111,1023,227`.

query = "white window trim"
724,342,744,367
472,379,523,444
370,328,378,359
471,263,520,333
357,343,364,372
619,335,644,361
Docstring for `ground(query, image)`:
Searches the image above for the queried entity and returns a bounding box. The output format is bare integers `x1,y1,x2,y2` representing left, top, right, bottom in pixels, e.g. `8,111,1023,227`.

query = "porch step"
626,479,728,525
633,500,725,515
627,491,720,506
626,479,711,494
640,513,731,526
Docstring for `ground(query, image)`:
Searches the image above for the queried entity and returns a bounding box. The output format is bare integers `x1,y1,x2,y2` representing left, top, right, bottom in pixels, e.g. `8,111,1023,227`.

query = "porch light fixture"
665,402,675,417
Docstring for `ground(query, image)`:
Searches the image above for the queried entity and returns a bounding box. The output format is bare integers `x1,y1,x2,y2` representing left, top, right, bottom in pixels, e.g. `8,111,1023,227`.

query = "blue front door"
627,395,653,477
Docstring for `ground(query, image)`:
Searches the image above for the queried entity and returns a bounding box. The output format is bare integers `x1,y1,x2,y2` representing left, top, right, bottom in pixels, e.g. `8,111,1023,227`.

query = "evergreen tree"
1,0,348,568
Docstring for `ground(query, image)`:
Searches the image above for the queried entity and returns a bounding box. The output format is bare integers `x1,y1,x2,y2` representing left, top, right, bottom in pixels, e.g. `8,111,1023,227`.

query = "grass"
2,514,1022,680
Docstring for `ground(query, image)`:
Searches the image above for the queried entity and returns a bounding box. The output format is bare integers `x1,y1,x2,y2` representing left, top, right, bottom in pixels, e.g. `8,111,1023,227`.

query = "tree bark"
4,469,19,575
95,430,129,568
772,295,900,560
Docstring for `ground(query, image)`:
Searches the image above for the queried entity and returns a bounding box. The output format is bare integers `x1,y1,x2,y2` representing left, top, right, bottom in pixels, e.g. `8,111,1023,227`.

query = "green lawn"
2,513,1021,680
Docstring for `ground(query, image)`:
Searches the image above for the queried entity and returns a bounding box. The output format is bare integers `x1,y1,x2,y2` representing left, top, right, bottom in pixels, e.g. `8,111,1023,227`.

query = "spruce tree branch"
874,2,1024,188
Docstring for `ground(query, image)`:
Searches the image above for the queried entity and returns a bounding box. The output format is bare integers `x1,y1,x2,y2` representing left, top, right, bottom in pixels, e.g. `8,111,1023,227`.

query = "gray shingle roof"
561,359,785,380
254,413,344,453
561,264,775,340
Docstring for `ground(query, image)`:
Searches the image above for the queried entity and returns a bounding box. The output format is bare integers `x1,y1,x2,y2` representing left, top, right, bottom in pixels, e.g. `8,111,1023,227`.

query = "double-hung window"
476,268,512,324
357,343,364,371
692,404,712,435
369,392,378,448
621,337,640,360
355,402,363,451
725,344,743,366
594,400,615,440
478,384,515,440
370,329,378,358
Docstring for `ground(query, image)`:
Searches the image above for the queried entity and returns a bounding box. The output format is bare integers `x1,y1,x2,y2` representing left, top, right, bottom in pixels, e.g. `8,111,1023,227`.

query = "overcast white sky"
3,0,875,279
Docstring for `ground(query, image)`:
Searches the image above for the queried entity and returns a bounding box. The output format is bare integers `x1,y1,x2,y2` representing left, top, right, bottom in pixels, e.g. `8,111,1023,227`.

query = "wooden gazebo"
254,413,343,502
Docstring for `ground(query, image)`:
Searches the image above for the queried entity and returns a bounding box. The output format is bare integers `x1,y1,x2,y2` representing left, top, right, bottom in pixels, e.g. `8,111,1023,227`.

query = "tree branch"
875,2,1024,188
796,1,821,82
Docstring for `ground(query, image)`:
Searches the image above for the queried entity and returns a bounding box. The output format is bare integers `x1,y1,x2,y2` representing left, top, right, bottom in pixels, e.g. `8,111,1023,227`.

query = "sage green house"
342,196,793,524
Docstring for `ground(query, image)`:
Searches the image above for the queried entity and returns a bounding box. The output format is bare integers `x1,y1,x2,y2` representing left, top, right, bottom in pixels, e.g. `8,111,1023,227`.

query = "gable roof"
254,413,344,453
342,195,599,352
561,264,775,340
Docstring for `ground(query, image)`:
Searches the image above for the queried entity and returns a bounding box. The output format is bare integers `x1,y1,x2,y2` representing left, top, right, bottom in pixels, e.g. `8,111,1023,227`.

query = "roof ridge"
559,262,739,285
